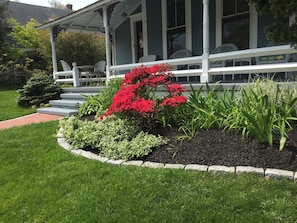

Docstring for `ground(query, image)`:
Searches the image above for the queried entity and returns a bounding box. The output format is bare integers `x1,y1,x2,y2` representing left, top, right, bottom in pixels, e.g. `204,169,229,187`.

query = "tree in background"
249,0,297,46
7,18,47,70
48,0,67,9
0,1,9,52
55,32,106,68
6,19,105,71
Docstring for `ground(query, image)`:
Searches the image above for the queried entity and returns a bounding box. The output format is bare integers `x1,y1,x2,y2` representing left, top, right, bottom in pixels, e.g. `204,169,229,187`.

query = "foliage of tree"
5,18,105,72
7,18,47,70
48,0,66,9
249,0,297,46
0,1,9,52
55,32,106,68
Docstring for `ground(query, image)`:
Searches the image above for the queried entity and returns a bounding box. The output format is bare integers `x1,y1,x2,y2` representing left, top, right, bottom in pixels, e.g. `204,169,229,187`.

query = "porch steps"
37,86,104,117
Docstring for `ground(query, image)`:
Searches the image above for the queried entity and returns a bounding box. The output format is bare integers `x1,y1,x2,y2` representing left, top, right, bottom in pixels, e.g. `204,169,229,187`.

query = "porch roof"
36,0,140,33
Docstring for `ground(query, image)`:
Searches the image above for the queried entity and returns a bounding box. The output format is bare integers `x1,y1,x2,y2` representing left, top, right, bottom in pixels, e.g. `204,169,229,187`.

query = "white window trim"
215,0,258,49
130,0,148,63
162,0,192,59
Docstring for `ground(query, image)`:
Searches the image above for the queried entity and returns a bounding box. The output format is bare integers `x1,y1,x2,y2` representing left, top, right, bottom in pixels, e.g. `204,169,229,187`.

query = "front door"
131,13,145,63
135,20,144,62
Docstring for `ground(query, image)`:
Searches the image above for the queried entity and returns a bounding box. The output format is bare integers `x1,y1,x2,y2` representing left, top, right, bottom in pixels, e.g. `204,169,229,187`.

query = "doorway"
134,20,143,62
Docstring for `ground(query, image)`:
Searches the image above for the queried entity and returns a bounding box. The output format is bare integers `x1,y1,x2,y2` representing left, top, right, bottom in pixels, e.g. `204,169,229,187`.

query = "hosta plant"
59,115,168,160
77,77,122,117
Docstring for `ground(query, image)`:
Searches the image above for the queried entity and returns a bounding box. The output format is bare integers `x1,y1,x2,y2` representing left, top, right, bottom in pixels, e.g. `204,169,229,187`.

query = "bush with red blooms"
102,64,187,128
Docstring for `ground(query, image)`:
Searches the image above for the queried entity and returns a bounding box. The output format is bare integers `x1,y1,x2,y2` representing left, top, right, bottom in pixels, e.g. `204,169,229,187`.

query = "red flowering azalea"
161,95,187,107
167,84,186,96
103,64,187,124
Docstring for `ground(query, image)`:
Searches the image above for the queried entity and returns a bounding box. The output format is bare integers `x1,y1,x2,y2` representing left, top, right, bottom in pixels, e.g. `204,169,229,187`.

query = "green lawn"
1,121,297,222
0,86,35,121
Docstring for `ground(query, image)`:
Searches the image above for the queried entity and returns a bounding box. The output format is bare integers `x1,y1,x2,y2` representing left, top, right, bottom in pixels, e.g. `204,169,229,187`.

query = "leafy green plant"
239,80,297,150
59,115,168,160
17,71,62,107
77,94,101,117
179,83,231,138
240,87,277,146
77,77,122,117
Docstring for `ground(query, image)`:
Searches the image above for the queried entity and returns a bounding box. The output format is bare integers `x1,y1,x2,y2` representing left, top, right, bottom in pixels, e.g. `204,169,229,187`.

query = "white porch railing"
53,62,104,87
53,45,297,86
109,44,297,82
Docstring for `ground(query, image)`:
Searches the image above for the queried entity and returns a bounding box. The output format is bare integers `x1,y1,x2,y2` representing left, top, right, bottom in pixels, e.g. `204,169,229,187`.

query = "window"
222,0,250,49
167,0,186,56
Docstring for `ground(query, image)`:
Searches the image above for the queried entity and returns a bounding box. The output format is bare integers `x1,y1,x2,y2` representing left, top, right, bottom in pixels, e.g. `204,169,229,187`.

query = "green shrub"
77,77,122,117
59,115,168,160
17,71,62,107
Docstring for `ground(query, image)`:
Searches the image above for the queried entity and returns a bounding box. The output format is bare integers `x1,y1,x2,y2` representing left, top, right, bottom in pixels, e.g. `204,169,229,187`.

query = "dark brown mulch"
81,115,297,171
141,127,297,172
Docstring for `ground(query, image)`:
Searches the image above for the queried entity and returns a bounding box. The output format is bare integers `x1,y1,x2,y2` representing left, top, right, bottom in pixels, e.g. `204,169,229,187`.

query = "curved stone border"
57,131,297,182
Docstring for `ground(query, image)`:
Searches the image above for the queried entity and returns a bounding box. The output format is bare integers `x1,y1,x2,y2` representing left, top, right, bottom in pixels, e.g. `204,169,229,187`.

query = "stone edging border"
57,130,297,182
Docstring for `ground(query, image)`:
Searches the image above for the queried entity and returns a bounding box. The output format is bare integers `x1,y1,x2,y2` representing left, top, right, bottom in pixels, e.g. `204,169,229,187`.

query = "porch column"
103,5,111,80
50,28,58,76
201,0,211,83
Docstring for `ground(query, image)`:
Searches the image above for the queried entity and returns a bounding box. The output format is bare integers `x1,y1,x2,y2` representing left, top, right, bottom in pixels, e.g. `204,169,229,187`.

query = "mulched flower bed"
81,115,297,171
141,127,297,172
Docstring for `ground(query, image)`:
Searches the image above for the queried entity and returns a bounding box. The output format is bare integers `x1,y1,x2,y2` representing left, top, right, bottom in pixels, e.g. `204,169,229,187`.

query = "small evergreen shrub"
59,115,168,161
17,71,62,107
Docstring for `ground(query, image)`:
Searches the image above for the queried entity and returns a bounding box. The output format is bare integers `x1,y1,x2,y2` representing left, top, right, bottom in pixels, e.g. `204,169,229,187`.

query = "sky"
10,0,98,10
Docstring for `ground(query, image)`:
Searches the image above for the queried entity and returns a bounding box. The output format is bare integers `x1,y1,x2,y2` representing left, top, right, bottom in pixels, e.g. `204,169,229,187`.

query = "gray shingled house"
1,0,72,25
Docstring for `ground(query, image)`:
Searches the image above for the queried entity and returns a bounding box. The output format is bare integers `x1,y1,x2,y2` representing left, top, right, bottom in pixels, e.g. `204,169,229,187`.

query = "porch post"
50,28,58,76
201,0,211,83
103,5,111,81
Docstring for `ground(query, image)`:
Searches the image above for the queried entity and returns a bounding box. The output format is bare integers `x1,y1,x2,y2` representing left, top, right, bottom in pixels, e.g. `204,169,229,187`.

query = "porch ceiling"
36,0,140,33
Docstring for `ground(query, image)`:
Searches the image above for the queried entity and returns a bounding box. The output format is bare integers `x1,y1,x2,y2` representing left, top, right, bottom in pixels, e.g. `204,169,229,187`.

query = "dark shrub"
17,71,62,107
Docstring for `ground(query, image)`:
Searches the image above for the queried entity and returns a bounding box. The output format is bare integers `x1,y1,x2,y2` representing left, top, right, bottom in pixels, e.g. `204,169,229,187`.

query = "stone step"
49,99,85,109
60,92,97,100
62,86,104,93
37,87,103,117
37,107,78,117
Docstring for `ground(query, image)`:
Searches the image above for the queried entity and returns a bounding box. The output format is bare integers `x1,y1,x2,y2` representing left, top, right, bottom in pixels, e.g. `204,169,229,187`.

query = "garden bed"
141,127,297,171
81,117,297,172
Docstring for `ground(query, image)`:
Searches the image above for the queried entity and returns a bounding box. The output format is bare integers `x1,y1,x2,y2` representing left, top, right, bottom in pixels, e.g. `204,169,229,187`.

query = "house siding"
115,20,132,65
114,0,276,65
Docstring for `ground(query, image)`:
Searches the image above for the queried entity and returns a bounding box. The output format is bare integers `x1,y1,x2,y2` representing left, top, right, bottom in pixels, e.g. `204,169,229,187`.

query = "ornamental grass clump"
240,79,297,150
179,79,297,150
102,64,187,129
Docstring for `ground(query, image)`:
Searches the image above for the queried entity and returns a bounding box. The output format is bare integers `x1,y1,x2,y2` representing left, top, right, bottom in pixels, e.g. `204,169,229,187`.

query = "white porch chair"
78,60,106,85
211,43,238,67
169,49,193,82
210,43,239,81
138,54,157,63
91,60,106,84
60,60,72,78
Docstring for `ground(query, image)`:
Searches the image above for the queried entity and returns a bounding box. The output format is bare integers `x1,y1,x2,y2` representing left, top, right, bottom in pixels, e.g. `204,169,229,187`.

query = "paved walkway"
0,113,64,130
